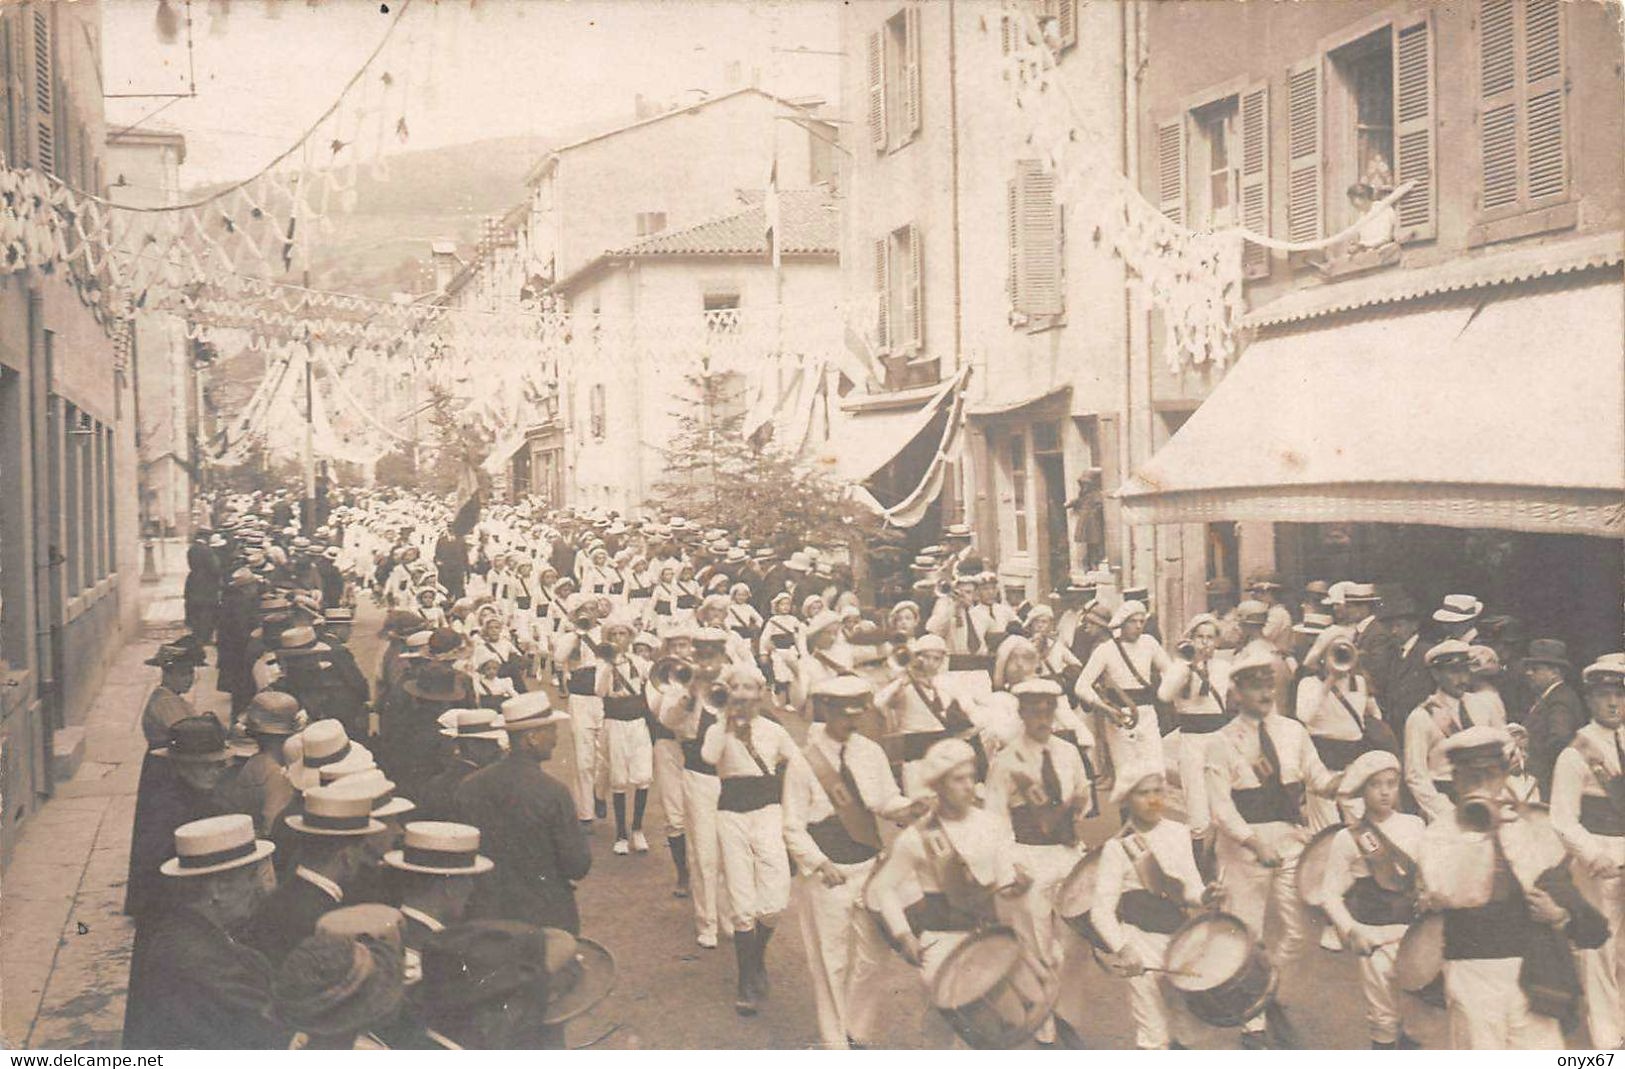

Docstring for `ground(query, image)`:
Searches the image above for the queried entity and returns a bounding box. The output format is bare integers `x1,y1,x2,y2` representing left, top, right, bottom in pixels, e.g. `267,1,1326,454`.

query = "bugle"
1327,639,1358,672
651,656,695,690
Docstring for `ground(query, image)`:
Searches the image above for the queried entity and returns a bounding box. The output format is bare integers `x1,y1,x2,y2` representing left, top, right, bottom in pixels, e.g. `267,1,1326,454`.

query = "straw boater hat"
439,708,507,741
1293,612,1334,636
384,821,494,876
1433,594,1485,624
286,784,386,836
1582,653,1625,687
1424,639,1474,669
499,692,569,733
273,930,404,1039
160,813,276,877
331,768,416,819
276,626,331,658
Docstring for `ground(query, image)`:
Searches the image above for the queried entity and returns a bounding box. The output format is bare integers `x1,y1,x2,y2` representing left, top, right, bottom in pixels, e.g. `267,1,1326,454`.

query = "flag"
763,154,781,270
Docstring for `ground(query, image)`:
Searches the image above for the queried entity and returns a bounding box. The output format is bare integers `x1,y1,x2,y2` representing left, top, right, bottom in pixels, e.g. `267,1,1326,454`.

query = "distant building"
105,126,193,539
0,1,141,862
550,189,842,515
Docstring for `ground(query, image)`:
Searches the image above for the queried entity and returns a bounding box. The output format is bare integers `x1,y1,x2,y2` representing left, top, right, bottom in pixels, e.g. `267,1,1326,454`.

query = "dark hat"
427,627,467,660
273,932,404,1038
383,609,426,635
954,556,986,579
402,665,474,704
1205,577,1237,598
1246,571,1283,591
1376,592,1421,621
152,715,232,763
145,643,202,669
1522,638,1570,670
414,921,605,1021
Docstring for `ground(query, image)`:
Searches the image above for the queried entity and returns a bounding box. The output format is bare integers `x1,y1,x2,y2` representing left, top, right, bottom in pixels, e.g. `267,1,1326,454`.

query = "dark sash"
804,744,883,851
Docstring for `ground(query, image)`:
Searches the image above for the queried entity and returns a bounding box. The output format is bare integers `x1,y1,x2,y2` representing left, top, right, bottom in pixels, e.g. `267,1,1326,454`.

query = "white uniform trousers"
652,739,687,838
1352,923,1409,1044
603,717,653,791
1120,926,1177,1049
718,803,791,931
566,694,606,821
1009,842,1081,1045
1576,836,1625,1048
794,857,887,1049
1101,709,1162,791
1215,821,1308,1030
682,769,726,942
1174,731,1214,838
1444,957,1565,1049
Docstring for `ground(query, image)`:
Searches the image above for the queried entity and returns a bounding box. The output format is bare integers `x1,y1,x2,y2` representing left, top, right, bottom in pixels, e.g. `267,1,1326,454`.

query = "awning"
831,367,972,527
1119,278,1625,537
966,384,1071,419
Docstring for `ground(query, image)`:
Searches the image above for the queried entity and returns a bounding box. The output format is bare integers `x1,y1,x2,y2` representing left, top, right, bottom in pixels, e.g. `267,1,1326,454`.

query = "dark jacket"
456,754,591,934
184,542,222,604
239,871,346,967
122,906,288,1050
1524,680,1587,801
126,761,230,920
1372,638,1434,744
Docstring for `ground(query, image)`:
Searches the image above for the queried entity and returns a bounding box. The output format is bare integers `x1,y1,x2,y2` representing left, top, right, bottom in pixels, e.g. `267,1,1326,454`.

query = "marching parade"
1,0,1622,1056
93,485,1623,1050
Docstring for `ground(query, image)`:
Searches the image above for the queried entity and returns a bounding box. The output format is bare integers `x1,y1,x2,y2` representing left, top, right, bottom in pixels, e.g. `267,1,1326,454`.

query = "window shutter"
905,5,922,137
874,236,891,354
867,30,886,151
1238,82,1270,278
1056,0,1078,49
1477,0,1520,211
1154,118,1185,225
1521,0,1566,205
1284,57,1322,244
31,6,52,175
1006,176,1019,302
1017,160,1062,315
1392,14,1437,241
1,18,14,166
1000,14,1011,56
906,223,924,351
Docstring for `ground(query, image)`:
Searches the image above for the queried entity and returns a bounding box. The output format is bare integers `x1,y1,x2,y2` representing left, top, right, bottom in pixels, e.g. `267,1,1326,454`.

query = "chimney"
430,239,460,292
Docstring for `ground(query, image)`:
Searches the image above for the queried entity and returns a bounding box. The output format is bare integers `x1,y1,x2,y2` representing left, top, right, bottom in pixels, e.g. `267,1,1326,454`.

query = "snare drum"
930,927,1059,1049
1294,825,1341,912
1393,912,1444,992
1054,851,1109,952
1163,913,1276,1028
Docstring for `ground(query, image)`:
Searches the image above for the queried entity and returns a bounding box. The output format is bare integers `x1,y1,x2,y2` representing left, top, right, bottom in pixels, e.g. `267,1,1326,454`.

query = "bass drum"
1393,913,1445,992
931,927,1059,1049
1053,851,1108,953
1163,913,1276,1028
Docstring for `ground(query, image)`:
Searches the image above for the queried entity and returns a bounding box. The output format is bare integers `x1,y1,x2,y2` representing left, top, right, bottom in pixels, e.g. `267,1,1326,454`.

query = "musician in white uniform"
1295,638,1385,831
1156,614,1230,862
1550,652,1625,1049
1091,766,1212,1051
792,611,851,714
554,593,607,823
1317,750,1424,1049
701,662,799,1016
867,739,1028,990
1204,647,1340,1047
595,613,653,856
984,678,1090,1045
1404,640,1503,822
1416,726,1608,1049
1076,600,1170,792
782,677,917,1049
659,628,732,949
876,635,989,797
648,625,694,898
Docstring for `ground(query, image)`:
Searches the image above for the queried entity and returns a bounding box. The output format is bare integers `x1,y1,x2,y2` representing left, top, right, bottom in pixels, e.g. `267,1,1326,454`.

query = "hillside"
186,133,549,298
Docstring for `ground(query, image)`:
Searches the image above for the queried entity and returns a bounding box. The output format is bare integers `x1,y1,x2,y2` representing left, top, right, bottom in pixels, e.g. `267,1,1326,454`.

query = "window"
1000,1,1078,56
1007,160,1063,325
1192,97,1238,230
1158,80,1270,277
635,211,667,237
703,291,740,334
1009,434,1029,554
867,6,921,153
1477,0,1567,220
873,223,923,357
589,384,606,441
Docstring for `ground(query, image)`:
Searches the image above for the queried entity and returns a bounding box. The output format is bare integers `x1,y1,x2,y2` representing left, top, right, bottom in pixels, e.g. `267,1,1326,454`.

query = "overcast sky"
102,0,842,185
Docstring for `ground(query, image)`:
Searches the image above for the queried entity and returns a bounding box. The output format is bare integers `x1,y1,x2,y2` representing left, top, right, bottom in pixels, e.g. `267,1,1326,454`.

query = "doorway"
1034,424,1069,596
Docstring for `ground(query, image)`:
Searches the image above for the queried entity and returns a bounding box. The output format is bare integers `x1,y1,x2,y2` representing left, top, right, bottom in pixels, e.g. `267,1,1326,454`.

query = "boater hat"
330,768,416,819
285,784,386,837
160,813,276,877
808,676,874,719
439,707,506,741
499,692,568,733
383,821,494,876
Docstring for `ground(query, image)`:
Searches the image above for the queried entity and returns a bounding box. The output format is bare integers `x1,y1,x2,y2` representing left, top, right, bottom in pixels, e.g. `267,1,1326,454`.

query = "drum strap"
1122,831,1185,903
920,817,995,917
804,743,883,850
1353,817,1418,894
912,680,950,731
1109,634,1154,692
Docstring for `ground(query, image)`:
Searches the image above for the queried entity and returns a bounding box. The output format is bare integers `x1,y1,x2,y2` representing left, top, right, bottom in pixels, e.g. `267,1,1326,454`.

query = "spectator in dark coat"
184,532,223,645
1368,594,1432,742
435,533,469,600
122,814,287,1050
1520,639,1587,800
126,716,235,921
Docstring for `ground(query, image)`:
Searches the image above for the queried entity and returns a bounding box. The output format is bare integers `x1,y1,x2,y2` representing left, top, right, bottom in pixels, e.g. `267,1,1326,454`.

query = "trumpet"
1457,790,1517,833
704,682,733,717
1175,640,1198,662
1327,639,1359,672
651,656,695,690
572,612,596,632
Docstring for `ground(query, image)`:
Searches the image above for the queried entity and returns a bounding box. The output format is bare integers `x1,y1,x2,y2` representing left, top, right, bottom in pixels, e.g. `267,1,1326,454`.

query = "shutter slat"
1393,17,1437,240
907,223,923,350
1056,0,1078,49
1238,83,1270,277
1155,119,1185,226
1479,103,1520,209
874,237,890,353
1524,87,1566,201
1021,166,1062,315
867,31,886,151
905,5,922,136
1285,59,1322,245
32,8,49,116
1523,0,1562,82
1007,178,1019,303
1479,0,1516,98
1522,0,1565,205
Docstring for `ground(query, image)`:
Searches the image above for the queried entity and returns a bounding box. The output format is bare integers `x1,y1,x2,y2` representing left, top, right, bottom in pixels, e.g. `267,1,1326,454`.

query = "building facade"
1121,0,1624,652
105,126,194,539
836,0,1132,600
0,1,142,862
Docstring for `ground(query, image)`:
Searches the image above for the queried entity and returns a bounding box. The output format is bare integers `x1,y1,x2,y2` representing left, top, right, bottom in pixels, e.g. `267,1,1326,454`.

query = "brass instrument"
1175,640,1198,662
651,656,695,690
1457,790,1516,833
572,611,596,632
1327,639,1359,672
1096,679,1141,731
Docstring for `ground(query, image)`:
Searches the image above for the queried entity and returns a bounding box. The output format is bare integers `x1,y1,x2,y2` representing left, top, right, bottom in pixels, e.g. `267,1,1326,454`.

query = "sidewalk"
1,557,193,1050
